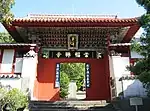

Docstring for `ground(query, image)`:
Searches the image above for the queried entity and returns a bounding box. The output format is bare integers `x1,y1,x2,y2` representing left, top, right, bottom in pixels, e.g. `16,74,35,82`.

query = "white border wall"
21,50,38,100
123,79,147,97
111,55,147,98
111,56,130,96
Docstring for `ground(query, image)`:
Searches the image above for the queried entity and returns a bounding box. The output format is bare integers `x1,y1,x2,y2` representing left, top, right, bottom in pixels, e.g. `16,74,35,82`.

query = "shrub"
0,87,28,111
76,75,84,91
60,72,70,98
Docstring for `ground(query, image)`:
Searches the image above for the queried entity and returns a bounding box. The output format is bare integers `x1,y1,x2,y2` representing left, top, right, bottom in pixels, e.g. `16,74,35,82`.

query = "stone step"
30,100,107,105
29,100,117,111
30,107,116,111
30,105,108,109
30,109,115,111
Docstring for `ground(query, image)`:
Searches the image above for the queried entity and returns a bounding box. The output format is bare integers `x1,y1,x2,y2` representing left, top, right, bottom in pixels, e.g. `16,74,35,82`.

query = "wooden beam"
121,25,140,42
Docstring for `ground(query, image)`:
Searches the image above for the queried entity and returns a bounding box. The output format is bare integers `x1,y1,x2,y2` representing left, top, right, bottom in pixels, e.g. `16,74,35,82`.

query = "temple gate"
3,14,140,101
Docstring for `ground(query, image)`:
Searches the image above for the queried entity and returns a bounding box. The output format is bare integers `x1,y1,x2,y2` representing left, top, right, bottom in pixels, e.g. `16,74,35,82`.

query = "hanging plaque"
55,63,60,88
49,51,103,59
68,34,78,50
85,63,90,88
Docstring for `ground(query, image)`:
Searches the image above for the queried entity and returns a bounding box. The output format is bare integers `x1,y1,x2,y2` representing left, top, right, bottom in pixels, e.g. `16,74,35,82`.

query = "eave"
3,15,141,43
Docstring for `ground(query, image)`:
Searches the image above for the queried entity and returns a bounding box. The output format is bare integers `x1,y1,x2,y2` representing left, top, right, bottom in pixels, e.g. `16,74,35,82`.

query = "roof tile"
13,14,138,23
0,74,21,78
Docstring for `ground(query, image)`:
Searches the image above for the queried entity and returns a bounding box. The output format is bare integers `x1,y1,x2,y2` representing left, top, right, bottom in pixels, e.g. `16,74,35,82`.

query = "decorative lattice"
28,27,120,52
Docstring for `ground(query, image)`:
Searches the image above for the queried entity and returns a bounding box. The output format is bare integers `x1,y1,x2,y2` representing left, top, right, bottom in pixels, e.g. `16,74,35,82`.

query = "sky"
0,0,146,34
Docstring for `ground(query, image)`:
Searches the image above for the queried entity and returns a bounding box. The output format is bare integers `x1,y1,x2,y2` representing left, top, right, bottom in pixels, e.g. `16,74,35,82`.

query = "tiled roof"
109,43,131,47
0,74,21,78
13,14,139,23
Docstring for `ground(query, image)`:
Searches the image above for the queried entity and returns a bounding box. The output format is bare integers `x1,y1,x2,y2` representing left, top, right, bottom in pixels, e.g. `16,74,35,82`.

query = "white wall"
112,56,130,78
21,50,38,100
0,79,21,89
1,49,14,73
109,56,116,98
0,49,22,91
112,56,130,96
123,79,147,98
112,56,147,98
109,56,115,78
0,49,38,99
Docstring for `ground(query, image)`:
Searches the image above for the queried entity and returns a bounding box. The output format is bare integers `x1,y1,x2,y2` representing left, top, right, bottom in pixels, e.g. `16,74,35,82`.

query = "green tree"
60,63,85,90
0,0,15,22
130,0,150,96
0,32,15,43
130,37,142,53
136,0,150,13
60,72,70,98
60,63,85,80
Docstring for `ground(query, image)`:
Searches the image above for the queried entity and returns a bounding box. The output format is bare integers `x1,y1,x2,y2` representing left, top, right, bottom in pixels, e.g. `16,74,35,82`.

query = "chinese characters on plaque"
48,51,103,59
55,63,60,88
68,34,78,50
85,63,90,88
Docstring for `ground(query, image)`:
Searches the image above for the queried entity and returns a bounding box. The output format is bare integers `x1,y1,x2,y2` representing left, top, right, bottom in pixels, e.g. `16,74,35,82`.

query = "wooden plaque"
68,34,78,50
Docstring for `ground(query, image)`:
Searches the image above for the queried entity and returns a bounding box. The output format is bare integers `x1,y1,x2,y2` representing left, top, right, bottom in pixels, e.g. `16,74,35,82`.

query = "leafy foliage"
130,37,142,53
0,86,28,111
129,0,150,96
60,63,85,80
0,0,15,23
136,0,150,13
59,63,85,98
60,63,85,90
0,32,15,43
60,72,70,98
76,75,84,91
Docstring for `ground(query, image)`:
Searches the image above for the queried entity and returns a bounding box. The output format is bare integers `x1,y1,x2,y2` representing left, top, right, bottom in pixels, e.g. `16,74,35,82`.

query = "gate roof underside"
3,14,140,44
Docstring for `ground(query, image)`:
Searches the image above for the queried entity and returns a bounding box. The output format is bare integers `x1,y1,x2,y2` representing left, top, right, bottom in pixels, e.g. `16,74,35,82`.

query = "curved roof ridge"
27,14,118,18
12,15,139,24
14,14,139,21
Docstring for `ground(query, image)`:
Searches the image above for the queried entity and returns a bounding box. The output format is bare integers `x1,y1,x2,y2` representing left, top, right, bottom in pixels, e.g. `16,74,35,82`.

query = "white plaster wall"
112,56,130,78
0,49,38,100
109,56,115,78
1,49,14,73
112,56,147,98
14,58,23,73
109,56,116,98
0,79,21,89
115,78,123,96
112,56,130,96
123,79,147,97
21,51,38,100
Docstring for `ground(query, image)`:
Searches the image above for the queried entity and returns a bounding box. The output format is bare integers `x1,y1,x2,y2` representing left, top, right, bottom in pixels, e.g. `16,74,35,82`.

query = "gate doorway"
36,57,111,101
57,63,89,100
